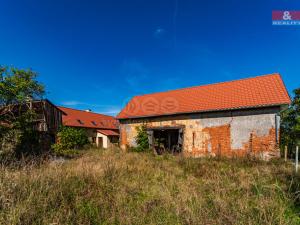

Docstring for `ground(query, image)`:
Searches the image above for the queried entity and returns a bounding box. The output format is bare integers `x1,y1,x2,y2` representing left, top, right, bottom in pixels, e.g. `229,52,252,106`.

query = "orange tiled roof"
97,129,119,136
117,73,291,119
58,107,118,129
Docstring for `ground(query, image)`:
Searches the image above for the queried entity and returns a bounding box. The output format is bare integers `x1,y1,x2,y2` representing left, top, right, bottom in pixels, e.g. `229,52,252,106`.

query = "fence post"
284,146,287,162
296,146,299,173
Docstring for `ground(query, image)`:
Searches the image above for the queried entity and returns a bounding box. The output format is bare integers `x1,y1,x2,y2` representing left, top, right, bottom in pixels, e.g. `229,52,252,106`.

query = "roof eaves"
117,102,290,120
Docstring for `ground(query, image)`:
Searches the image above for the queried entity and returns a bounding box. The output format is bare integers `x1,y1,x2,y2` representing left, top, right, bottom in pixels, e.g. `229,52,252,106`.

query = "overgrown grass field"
0,149,299,224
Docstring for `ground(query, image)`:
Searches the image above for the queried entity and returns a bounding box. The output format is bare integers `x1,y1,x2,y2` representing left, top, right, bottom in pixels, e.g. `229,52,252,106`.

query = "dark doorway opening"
148,127,183,155
98,137,103,148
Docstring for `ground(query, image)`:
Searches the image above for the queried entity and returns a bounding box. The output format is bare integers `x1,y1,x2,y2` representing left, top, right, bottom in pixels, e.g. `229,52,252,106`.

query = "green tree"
281,88,300,156
135,125,149,152
52,127,89,157
0,66,45,157
0,66,44,105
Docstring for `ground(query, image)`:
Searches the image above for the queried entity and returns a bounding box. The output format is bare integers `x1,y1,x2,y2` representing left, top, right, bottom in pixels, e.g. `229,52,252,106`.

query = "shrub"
280,87,300,157
52,127,89,157
0,128,46,160
134,125,149,152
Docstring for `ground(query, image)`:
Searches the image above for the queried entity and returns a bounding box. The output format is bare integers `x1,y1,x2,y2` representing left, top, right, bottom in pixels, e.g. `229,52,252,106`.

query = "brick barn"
117,73,291,160
58,107,119,148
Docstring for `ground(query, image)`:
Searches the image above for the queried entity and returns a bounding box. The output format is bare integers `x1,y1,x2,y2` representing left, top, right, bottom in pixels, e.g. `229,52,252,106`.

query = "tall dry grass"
0,148,299,225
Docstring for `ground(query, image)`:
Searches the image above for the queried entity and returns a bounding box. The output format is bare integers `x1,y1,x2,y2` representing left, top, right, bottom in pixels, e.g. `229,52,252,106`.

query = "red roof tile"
117,73,291,119
58,107,119,129
97,129,119,136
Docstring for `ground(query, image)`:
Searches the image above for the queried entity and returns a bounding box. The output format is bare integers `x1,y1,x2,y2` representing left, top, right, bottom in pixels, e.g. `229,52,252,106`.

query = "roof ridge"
135,73,280,98
58,106,116,119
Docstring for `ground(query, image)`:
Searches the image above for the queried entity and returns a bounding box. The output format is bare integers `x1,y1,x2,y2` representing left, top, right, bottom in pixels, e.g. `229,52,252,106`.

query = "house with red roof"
117,73,291,160
58,107,119,148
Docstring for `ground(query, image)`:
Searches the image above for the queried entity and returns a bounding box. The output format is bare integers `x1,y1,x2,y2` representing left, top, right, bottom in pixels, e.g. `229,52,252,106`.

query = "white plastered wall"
96,132,108,148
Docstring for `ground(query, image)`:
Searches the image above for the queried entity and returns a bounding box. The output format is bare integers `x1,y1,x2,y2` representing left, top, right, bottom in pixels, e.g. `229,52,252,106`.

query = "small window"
92,137,96,143
91,121,97,126
77,119,84,125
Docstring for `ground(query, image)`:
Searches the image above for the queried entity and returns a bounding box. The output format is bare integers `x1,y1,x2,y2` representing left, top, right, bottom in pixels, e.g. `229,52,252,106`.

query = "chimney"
85,109,92,112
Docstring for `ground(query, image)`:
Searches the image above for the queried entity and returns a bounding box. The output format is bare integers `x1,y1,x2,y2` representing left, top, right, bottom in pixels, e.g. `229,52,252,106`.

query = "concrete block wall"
119,107,281,160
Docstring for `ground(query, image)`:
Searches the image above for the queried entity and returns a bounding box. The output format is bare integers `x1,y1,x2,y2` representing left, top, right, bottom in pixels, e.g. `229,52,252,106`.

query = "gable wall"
119,107,281,160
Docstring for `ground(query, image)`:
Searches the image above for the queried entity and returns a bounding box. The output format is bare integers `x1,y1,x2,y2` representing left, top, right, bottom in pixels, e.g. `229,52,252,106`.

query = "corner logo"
272,11,300,25
282,11,292,20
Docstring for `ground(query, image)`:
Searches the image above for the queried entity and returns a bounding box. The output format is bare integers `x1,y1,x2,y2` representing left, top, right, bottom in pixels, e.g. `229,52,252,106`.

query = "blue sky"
0,0,299,115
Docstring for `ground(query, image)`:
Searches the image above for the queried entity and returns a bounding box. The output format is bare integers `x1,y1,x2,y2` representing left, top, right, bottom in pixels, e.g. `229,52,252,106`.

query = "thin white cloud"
173,0,179,48
153,28,166,39
96,106,122,116
61,100,121,116
61,101,83,106
61,101,116,108
97,109,121,116
121,59,150,88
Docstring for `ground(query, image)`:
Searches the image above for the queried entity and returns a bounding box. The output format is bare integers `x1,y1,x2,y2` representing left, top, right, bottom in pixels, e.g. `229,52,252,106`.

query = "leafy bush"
0,66,45,157
134,125,149,152
52,127,89,157
281,87,300,156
